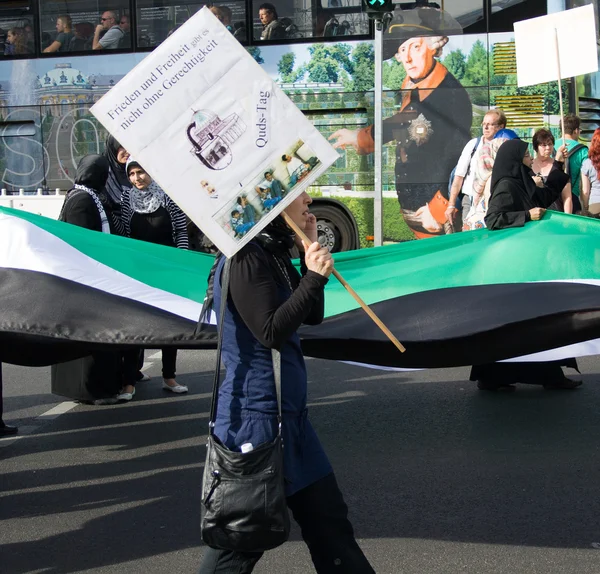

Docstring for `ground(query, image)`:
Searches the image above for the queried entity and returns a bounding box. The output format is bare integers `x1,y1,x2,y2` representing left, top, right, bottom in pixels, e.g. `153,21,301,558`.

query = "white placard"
91,8,339,258
514,4,598,88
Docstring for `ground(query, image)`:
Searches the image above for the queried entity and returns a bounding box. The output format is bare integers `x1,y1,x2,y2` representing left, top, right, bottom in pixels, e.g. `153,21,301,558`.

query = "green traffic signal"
363,0,393,15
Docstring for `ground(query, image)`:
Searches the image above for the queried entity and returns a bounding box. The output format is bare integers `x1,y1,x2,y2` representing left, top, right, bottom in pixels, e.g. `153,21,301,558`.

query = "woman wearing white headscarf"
118,158,189,401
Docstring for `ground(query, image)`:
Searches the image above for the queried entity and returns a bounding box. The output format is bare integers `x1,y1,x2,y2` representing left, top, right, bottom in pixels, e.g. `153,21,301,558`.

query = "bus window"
0,1,35,57
135,1,247,48
39,0,131,54
489,0,546,32
253,0,370,42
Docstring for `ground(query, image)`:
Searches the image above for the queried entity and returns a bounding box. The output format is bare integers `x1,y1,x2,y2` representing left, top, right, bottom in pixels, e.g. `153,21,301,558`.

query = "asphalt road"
2,351,600,574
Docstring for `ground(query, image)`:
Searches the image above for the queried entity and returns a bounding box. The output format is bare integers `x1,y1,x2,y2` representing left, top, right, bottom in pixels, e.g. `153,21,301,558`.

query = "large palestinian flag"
0,207,214,366
2,206,600,368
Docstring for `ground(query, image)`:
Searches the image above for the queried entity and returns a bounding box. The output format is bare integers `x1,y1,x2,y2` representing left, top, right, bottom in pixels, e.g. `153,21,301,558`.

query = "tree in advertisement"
246,46,264,64
305,44,352,83
348,43,375,93
278,52,305,83
443,49,467,82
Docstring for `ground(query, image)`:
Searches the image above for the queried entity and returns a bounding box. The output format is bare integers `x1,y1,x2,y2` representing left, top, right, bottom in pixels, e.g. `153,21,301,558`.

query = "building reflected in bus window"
252,0,369,42
136,1,247,48
39,0,130,53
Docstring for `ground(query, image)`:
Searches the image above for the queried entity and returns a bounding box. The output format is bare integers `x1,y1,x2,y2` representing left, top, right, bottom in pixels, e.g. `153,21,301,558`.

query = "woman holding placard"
199,192,375,573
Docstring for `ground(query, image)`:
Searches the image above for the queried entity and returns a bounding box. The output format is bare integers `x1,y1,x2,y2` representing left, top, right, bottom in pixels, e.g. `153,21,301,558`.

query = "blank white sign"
514,4,598,87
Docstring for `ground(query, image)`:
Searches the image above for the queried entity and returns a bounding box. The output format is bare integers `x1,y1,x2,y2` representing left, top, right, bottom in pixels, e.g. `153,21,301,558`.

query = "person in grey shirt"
43,14,74,53
93,11,123,50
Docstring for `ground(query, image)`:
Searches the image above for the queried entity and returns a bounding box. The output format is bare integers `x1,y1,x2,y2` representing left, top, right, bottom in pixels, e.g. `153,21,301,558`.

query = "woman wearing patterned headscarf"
117,158,189,402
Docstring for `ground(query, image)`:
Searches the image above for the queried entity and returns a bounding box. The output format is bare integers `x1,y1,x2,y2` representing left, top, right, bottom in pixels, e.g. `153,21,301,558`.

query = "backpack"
564,142,587,181
448,137,481,198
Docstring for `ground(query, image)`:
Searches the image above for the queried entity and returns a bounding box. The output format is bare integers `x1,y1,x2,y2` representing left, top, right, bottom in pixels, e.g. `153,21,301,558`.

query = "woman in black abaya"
485,139,564,230
58,155,124,404
103,135,131,215
472,139,581,391
59,154,122,234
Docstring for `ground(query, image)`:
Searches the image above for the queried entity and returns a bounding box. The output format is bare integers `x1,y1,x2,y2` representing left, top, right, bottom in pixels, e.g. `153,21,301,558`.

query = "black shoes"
477,378,582,391
0,423,18,437
476,380,516,392
543,378,583,390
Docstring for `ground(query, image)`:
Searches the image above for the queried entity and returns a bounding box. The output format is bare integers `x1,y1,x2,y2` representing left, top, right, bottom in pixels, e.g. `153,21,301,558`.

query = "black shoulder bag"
200,258,290,552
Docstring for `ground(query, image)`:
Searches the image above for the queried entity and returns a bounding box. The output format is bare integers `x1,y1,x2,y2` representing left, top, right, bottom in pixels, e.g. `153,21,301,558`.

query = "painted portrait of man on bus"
329,8,472,239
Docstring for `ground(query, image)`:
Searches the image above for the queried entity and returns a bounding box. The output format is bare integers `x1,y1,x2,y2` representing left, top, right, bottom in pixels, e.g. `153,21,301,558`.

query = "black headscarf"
490,139,537,200
198,216,295,335
103,135,130,205
74,154,109,192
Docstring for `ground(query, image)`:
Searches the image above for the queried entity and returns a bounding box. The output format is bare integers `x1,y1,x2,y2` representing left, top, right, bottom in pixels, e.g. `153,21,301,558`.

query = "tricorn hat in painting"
382,7,463,60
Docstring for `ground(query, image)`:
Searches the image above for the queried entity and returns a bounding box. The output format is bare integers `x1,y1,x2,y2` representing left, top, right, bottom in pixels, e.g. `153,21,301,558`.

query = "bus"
0,0,598,251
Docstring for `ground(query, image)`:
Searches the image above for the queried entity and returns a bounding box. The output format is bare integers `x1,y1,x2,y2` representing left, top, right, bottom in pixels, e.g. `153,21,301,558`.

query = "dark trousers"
123,348,178,385
123,348,142,386
0,363,4,425
162,348,177,379
198,473,374,574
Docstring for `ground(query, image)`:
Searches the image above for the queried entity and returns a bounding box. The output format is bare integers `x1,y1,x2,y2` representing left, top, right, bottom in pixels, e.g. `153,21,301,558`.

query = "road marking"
1,354,163,447
37,401,78,420
0,425,37,443
0,401,78,446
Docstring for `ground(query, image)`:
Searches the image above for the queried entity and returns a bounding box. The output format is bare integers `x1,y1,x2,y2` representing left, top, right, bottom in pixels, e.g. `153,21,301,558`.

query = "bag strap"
208,257,231,435
567,143,587,158
271,349,282,434
464,136,481,179
564,143,586,184
207,257,283,438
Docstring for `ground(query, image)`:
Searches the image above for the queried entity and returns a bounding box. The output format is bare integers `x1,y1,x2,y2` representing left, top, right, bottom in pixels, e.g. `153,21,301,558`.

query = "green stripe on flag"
4,207,600,320
318,212,600,317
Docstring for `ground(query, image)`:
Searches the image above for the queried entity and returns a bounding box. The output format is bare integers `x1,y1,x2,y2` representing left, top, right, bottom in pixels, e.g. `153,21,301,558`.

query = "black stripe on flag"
300,282,600,368
0,268,215,366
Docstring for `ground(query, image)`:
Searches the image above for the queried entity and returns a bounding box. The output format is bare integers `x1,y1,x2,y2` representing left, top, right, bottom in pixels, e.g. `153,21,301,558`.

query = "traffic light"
363,0,394,17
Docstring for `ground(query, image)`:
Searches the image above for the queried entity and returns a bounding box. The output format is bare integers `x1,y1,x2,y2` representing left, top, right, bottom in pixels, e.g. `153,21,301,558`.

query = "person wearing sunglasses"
93,11,123,50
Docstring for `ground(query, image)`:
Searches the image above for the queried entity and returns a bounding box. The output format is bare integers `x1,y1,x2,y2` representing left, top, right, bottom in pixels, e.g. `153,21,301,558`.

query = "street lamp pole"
372,11,392,247
374,17,383,247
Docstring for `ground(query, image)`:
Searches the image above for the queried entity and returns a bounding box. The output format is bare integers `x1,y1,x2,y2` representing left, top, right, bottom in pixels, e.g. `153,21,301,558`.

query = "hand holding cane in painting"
282,212,406,354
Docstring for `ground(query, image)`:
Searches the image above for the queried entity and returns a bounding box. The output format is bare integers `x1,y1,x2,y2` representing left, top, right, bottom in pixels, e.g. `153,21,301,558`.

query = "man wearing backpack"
555,114,588,213
445,109,506,229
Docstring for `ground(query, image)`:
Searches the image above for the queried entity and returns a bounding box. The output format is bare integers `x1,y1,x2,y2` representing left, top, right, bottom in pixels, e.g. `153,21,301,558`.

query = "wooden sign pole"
282,212,406,354
554,27,565,143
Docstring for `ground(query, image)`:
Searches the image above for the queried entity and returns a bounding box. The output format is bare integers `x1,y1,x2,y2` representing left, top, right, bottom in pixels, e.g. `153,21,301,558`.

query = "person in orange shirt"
330,9,472,238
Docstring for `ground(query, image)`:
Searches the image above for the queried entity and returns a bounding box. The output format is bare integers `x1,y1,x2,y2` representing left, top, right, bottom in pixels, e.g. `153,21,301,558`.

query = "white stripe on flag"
0,213,202,321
